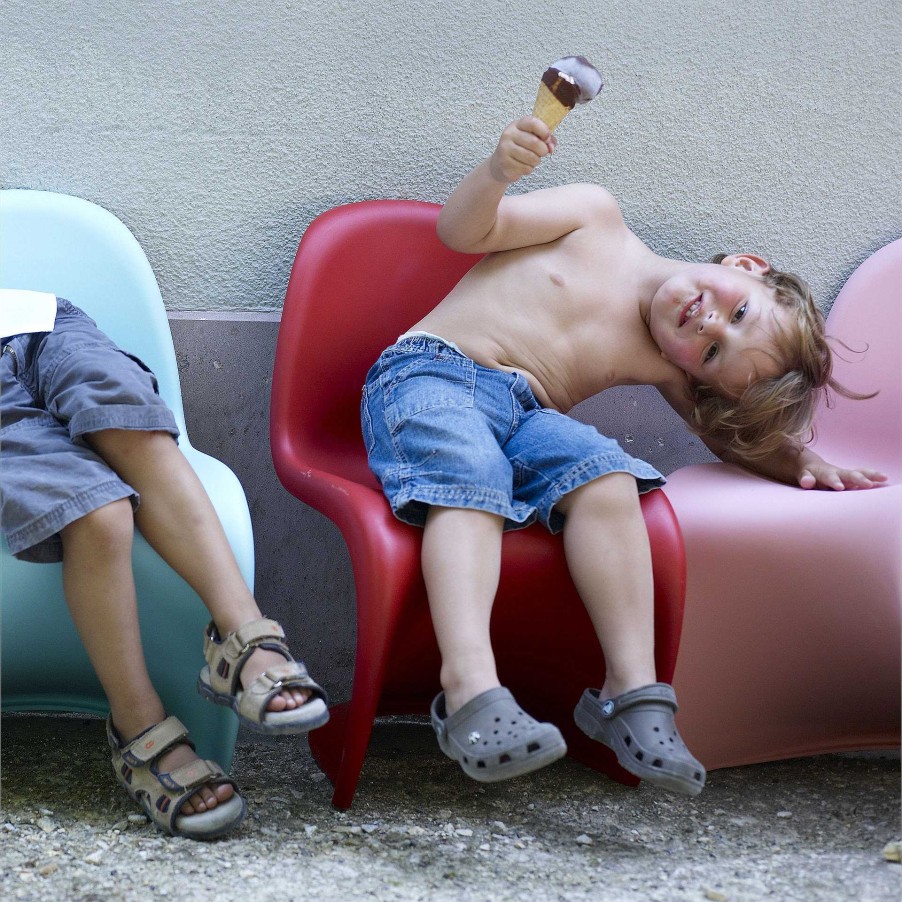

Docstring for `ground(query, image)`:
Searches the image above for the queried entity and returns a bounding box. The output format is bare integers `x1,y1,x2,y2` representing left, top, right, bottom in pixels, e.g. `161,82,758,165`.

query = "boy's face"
649,255,791,397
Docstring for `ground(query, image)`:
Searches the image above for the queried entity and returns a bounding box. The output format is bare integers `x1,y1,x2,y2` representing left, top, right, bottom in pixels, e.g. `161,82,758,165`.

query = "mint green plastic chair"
0,189,251,767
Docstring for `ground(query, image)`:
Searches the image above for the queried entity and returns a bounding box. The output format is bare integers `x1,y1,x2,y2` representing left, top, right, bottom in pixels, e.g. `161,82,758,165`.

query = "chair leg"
311,567,414,809
308,638,393,810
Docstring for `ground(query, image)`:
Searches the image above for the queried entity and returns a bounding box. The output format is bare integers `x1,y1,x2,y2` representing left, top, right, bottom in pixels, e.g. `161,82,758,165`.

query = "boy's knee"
62,498,134,552
562,472,641,519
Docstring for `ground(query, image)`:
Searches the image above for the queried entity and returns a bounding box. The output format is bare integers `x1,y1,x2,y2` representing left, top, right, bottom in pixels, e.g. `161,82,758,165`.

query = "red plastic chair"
271,200,686,809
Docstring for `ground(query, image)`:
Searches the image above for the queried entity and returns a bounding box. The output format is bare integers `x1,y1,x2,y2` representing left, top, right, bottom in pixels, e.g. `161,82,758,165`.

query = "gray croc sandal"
107,715,246,840
197,618,329,735
574,683,706,796
431,687,567,783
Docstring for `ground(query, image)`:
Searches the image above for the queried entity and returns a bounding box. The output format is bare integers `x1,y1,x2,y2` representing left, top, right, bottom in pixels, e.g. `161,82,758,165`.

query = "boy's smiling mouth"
678,295,703,327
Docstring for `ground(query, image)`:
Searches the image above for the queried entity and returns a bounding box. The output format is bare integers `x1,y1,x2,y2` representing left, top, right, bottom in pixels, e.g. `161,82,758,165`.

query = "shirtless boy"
361,117,886,795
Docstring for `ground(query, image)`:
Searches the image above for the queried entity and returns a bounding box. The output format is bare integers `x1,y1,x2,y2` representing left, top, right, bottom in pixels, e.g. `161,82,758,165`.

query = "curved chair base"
665,466,901,771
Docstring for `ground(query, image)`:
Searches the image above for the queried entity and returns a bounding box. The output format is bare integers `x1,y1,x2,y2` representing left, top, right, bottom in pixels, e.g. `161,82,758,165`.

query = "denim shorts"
361,335,665,533
1,298,179,562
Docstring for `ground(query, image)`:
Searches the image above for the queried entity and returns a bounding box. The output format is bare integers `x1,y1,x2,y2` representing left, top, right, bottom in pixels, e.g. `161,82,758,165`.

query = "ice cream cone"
532,79,572,131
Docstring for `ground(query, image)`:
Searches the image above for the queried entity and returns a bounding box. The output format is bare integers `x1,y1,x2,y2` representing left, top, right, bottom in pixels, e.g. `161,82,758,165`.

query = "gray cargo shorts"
1,298,179,562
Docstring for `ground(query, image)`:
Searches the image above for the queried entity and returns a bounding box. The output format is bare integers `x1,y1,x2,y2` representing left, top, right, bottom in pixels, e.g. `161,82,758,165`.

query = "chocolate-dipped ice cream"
532,55,603,131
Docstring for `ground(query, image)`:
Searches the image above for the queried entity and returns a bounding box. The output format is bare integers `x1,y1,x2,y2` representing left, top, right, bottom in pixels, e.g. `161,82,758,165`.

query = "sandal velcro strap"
120,716,191,767
236,660,327,724
203,618,293,695
600,683,678,719
159,758,227,792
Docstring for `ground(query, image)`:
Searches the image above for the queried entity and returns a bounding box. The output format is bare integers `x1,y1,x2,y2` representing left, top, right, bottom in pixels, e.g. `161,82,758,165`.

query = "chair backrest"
0,189,187,431
272,200,481,486
811,238,901,480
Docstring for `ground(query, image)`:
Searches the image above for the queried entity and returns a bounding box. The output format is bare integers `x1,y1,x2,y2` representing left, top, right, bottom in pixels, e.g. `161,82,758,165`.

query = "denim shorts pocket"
382,354,476,435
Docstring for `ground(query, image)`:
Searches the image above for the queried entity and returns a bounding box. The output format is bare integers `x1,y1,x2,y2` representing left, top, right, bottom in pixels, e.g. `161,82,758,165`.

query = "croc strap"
597,683,679,720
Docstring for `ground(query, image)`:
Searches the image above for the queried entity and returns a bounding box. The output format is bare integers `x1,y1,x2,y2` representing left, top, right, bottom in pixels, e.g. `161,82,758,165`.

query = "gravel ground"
1,713,899,902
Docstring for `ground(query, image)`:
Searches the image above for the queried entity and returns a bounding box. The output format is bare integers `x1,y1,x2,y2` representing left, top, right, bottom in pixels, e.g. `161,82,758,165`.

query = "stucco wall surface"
3,0,899,313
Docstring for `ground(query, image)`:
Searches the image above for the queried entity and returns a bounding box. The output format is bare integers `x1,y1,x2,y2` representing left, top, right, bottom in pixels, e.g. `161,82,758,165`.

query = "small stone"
776,811,792,818
127,814,148,825
407,826,427,836
883,840,902,862
491,820,507,832
455,828,473,837
36,818,56,833
84,850,104,865
303,824,318,837
437,809,452,820
479,843,491,851
704,891,728,902
38,863,59,877
575,834,593,845
361,824,379,834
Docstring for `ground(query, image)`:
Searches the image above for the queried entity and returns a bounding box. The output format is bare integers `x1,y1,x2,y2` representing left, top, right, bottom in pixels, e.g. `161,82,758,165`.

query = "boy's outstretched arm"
659,382,888,490
705,434,887,491
437,117,619,255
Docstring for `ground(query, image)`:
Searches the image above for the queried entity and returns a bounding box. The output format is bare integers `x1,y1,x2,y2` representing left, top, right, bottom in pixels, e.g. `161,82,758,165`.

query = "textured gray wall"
4,0,899,314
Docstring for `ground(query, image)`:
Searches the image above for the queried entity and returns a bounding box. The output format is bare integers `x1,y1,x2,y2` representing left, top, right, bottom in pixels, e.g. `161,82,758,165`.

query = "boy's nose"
697,311,723,335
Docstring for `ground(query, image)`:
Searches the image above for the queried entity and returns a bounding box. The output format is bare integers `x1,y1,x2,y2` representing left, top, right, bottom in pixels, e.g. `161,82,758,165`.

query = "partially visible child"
361,118,886,795
1,294,329,839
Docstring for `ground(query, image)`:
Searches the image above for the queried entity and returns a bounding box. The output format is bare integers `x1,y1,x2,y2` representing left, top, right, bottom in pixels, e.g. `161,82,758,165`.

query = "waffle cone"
532,80,572,131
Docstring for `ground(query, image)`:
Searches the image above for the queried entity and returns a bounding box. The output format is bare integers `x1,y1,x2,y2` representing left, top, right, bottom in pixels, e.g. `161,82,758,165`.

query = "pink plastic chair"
271,200,687,809
662,239,902,768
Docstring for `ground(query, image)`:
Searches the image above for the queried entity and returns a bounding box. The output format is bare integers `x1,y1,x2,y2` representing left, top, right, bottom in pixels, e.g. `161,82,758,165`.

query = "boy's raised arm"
437,117,617,255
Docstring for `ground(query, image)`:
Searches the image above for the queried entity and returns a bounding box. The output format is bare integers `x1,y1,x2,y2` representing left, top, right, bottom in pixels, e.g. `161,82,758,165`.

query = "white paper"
0,289,58,338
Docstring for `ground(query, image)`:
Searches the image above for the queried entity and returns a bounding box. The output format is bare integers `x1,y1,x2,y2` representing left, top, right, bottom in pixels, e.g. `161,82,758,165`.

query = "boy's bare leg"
61,501,230,815
84,429,308,711
421,506,505,715
555,473,659,700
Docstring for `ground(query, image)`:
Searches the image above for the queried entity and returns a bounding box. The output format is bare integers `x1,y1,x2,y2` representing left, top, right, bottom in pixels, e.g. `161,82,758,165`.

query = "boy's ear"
719,253,771,275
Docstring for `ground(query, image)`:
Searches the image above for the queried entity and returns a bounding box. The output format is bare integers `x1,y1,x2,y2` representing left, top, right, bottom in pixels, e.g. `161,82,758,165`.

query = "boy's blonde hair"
688,256,870,462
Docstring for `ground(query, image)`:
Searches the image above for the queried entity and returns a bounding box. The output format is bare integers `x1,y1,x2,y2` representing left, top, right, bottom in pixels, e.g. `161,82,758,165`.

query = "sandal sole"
197,672,330,735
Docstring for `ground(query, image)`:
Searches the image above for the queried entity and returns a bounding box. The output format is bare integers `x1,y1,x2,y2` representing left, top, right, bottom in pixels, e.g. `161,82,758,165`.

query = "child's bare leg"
421,506,504,715
60,501,231,815
84,429,307,711
555,473,658,699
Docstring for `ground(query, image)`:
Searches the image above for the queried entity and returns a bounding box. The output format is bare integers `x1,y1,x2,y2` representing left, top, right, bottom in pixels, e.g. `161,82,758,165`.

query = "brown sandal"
196,618,329,734
107,715,246,839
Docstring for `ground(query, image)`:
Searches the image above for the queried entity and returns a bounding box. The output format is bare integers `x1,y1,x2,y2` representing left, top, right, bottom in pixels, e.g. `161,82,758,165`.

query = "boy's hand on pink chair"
797,461,888,490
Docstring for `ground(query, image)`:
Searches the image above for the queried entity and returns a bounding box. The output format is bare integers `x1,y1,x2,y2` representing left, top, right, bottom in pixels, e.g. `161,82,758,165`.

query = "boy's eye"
704,343,719,363
731,303,748,323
